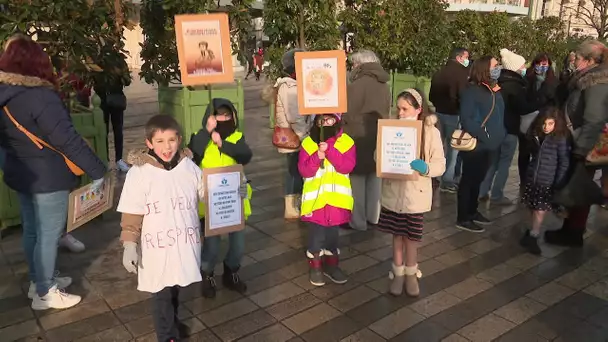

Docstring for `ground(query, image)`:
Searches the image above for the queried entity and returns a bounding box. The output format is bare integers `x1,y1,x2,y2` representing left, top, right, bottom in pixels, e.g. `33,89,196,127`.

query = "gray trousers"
349,173,382,231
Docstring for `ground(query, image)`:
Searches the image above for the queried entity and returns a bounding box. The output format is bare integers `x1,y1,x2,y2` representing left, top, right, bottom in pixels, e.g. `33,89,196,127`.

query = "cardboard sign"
295,50,347,115
376,119,423,180
174,13,234,85
67,174,114,232
203,165,245,237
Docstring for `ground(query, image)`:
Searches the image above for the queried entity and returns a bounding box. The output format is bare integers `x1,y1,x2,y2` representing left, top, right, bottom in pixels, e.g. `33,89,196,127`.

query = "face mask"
490,66,502,80
461,59,470,68
535,65,549,74
309,125,340,143
520,69,527,77
215,119,236,139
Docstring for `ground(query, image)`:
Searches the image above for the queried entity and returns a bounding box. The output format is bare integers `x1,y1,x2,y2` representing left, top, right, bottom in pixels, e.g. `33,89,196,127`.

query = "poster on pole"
203,165,245,237
174,13,234,86
376,119,423,180
295,50,347,115
67,174,114,232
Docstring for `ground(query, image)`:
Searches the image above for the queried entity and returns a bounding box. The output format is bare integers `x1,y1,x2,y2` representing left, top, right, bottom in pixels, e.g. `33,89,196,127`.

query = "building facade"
445,0,530,16
529,0,598,37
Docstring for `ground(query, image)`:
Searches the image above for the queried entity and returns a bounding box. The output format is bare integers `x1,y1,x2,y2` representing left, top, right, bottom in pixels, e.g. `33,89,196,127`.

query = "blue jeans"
284,152,303,195
437,113,462,187
18,190,69,297
479,134,518,200
201,229,245,273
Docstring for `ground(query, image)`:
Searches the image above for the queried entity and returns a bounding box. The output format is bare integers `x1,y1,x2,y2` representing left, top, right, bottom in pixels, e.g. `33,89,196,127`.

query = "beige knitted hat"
500,48,526,73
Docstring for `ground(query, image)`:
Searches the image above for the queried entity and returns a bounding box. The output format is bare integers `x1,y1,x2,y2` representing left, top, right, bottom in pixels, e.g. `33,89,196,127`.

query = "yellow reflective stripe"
301,192,354,215
334,134,354,154
301,137,317,155
302,184,352,201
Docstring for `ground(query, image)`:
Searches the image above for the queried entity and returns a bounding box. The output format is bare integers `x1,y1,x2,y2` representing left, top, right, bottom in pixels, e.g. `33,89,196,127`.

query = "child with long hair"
520,107,570,255
377,89,445,296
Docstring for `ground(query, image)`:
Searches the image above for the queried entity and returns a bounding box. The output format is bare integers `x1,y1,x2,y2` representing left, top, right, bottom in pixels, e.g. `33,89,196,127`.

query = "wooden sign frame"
295,50,348,115
67,174,114,232
376,119,423,180
203,164,245,237
175,13,234,86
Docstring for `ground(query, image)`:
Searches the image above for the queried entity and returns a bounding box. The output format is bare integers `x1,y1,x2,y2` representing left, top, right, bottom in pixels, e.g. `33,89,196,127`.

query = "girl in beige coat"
377,89,446,297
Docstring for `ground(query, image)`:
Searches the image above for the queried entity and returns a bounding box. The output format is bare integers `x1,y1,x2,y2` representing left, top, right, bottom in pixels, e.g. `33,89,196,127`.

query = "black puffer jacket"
498,70,539,136
525,134,570,187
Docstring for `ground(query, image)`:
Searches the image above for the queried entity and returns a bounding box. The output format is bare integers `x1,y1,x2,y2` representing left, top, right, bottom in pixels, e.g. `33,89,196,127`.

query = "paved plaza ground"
2,75,608,342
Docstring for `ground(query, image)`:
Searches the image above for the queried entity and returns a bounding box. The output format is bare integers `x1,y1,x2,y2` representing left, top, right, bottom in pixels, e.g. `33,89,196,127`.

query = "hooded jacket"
188,98,252,166
343,62,391,175
0,71,106,193
498,69,539,136
429,59,470,115
274,76,312,154
564,65,608,157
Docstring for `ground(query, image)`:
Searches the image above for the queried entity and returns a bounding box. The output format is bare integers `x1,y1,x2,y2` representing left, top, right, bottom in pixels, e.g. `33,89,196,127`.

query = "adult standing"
480,49,537,204
546,40,608,247
0,36,106,309
456,56,506,233
93,47,131,173
429,48,470,193
556,51,577,106
343,50,391,231
520,53,558,188
273,48,312,220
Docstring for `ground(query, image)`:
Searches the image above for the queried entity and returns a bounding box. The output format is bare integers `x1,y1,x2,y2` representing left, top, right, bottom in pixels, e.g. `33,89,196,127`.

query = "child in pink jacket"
298,113,356,286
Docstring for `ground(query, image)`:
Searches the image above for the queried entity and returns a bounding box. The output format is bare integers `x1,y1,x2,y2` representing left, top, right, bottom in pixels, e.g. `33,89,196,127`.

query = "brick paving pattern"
1,75,608,341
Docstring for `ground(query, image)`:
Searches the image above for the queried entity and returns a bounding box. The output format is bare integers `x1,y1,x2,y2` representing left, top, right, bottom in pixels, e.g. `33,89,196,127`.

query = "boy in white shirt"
117,115,206,342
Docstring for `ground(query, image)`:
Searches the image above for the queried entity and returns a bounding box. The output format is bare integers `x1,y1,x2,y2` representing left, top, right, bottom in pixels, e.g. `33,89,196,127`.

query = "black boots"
201,271,217,298
222,263,247,294
544,227,584,248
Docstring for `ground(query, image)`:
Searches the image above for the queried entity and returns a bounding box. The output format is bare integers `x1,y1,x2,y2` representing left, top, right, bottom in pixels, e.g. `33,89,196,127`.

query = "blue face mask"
490,66,502,80
461,59,470,68
534,65,549,74
521,69,527,77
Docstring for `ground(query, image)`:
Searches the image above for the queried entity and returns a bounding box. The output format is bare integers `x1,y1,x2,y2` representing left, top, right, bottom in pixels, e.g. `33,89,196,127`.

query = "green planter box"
158,81,245,141
0,97,108,230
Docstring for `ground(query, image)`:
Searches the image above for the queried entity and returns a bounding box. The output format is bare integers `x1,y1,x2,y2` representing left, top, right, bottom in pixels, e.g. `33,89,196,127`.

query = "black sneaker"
456,221,485,233
519,231,541,255
201,271,217,298
440,185,458,194
222,263,247,294
472,213,493,226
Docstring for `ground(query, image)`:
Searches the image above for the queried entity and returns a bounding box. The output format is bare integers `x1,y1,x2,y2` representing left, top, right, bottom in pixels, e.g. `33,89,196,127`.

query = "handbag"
272,85,301,149
105,93,127,110
450,85,495,152
2,106,85,176
586,124,608,165
520,110,539,134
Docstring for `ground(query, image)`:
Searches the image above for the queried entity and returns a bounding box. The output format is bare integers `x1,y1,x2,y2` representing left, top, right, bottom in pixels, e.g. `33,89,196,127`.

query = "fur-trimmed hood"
423,114,438,127
0,71,55,107
126,148,193,169
570,65,608,91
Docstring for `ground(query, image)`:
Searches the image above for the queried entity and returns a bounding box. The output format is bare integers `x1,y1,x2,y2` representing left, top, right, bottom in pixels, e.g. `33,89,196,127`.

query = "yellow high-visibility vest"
199,131,252,219
300,134,354,216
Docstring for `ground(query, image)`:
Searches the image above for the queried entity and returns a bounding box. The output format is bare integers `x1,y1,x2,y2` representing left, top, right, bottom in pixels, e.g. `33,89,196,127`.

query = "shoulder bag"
2,106,85,176
450,85,495,152
272,84,301,149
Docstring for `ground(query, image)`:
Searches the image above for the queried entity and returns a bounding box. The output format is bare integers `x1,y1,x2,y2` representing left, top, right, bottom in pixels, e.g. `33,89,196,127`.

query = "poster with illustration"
376,119,422,180
203,165,245,237
175,13,234,85
67,174,114,232
295,50,347,115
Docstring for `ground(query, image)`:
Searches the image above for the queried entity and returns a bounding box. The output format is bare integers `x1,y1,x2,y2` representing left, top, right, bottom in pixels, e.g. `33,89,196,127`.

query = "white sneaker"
117,159,131,172
31,285,81,310
28,275,72,299
59,234,85,253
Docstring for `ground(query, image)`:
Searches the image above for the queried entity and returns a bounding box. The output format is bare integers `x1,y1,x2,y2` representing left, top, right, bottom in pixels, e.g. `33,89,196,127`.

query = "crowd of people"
1,31,608,342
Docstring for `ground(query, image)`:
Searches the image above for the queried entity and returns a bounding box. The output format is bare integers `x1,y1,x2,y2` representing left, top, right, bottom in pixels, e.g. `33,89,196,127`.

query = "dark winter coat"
459,83,506,151
525,135,570,188
564,65,608,157
525,68,558,109
343,62,391,175
498,70,539,136
429,59,470,115
0,71,107,193
188,98,252,166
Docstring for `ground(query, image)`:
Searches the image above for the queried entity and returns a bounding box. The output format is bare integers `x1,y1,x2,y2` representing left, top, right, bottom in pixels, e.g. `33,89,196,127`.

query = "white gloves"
122,241,139,274
239,176,248,199
90,178,105,193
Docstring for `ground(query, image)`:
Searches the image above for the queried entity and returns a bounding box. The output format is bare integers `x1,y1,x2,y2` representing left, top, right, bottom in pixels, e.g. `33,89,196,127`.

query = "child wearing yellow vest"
189,98,252,298
298,113,356,286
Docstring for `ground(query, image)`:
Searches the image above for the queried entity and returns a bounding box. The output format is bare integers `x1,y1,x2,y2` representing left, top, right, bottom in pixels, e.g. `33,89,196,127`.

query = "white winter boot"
284,195,300,221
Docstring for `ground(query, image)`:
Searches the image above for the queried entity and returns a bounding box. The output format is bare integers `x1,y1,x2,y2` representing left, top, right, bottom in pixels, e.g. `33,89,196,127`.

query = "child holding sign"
118,115,206,342
298,113,356,286
377,89,445,297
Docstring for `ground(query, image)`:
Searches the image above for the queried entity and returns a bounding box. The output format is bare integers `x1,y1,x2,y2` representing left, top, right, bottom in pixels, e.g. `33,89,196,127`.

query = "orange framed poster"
295,50,348,115
174,13,234,86
376,119,423,180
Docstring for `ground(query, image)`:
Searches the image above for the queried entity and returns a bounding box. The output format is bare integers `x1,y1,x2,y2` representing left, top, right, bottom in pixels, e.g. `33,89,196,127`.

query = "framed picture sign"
174,13,234,86
376,119,423,180
203,165,246,237
67,174,114,232
295,50,348,115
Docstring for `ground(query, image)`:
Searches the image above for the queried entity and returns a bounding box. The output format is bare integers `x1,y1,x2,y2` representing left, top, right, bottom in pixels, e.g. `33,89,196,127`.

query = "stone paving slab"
1,74,608,341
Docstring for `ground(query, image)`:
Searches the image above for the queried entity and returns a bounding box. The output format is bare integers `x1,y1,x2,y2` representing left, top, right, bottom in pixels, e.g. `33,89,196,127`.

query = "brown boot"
404,265,420,297
389,263,405,296
284,195,300,221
